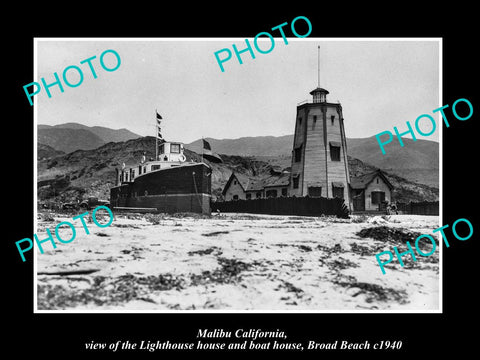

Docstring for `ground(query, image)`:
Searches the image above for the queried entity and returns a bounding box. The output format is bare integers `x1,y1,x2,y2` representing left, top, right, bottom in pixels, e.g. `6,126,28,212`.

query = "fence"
395,201,439,215
212,196,350,218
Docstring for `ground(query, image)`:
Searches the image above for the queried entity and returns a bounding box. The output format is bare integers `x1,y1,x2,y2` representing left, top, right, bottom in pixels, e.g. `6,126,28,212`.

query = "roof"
222,172,290,195
309,87,329,95
262,173,290,188
350,170,394,190
222,172,261,195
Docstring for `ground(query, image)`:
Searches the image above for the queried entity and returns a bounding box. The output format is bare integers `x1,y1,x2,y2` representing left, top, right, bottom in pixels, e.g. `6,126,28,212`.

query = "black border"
7,6,478,358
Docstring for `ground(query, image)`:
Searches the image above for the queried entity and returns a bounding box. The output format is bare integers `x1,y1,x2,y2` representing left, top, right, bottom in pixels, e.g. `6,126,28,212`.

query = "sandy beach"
35,212,440,311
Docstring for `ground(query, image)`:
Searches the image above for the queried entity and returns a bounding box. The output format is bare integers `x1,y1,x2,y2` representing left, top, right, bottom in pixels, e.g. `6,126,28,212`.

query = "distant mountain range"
38,122,141,154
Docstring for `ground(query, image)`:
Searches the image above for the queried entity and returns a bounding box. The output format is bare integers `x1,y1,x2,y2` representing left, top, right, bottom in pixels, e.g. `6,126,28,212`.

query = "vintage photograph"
34,38,441,312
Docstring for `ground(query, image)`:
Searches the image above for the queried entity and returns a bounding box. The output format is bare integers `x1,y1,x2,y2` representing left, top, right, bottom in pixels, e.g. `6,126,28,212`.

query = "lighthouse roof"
309,87,329,95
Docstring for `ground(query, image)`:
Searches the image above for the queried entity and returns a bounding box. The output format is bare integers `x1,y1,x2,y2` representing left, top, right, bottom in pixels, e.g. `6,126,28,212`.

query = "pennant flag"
156,111,163,139
202,138,222,163
203,139,212,151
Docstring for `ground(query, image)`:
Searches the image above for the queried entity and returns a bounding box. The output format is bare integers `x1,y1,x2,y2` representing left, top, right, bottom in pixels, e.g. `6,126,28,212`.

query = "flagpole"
155,108,158,161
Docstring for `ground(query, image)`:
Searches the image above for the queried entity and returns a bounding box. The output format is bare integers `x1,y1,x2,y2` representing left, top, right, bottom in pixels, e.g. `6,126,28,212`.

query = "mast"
155,108,158,161
317,45,320,87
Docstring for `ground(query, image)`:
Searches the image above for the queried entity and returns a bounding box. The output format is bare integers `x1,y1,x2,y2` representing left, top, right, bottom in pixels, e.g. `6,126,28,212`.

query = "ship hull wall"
110,163,211,214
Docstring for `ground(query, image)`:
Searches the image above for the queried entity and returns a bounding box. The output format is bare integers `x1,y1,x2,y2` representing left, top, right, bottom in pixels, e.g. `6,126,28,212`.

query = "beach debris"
277,280,304,297
190,257,257,285
332,275,408,304
347,282,408,304
327,257,359,270
38,269,100,276
37,272,185,309
356,226,423,244
201,231,230,237
188,246,222,256
297,245,312,252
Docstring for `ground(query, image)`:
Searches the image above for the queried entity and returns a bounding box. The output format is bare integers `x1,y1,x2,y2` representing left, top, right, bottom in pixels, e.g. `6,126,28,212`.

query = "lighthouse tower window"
292,174,300,189
329,142,341,161
294,145,302,162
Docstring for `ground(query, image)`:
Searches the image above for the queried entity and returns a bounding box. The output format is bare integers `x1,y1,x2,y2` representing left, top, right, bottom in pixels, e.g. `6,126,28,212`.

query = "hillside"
38,143,65,160
187,135,439,188
187,135,293,157
37,137,277,203
37,125,439,189
37,136,438,205
347,136,439,188
38,122,141,153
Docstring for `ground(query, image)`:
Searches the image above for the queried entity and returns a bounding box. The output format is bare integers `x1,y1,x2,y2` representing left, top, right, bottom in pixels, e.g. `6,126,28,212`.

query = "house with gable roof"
350,169,394,211
222,173,264,201
222,171,290,201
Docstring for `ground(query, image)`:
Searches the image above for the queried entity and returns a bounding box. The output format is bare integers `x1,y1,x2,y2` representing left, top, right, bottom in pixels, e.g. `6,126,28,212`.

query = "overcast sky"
36,38,440,144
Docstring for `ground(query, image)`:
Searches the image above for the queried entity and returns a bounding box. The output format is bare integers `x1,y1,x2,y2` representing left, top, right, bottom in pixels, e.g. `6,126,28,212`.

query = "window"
151,165,161,171
246,193,252,200
312,115,317,130
233,195,239,200
294,145,302,162
138,165,142,175
234,180,237,185
371,191,385,205
329,142,341,161
170,143,180,153
159,144,164,154
308,186,322,197
266,189,278,198
332,183,344,199
298,117,302,126
332,185,344,199
282,188,288,197
293,175,300,189
331,115,335,125
376,177,379,184
256,192,262,198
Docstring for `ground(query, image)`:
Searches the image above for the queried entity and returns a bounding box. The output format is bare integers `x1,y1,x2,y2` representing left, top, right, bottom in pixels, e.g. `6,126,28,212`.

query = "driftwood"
37,269,100,276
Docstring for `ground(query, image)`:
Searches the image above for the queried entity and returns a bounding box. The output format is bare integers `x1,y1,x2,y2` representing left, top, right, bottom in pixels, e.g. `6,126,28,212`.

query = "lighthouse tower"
289,46,351,210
